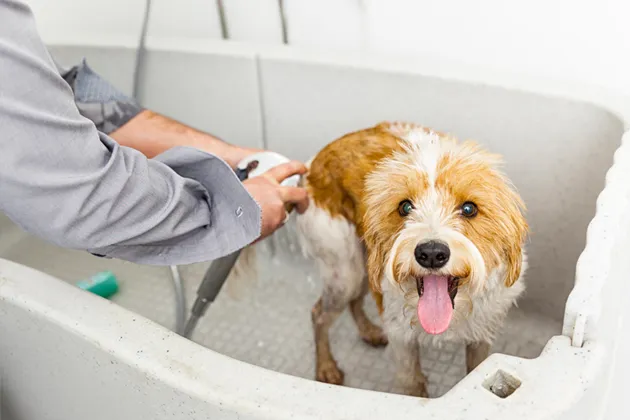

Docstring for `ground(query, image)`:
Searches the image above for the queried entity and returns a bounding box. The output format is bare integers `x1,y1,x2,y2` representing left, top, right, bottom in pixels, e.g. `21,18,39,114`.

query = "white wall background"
23,0,630,94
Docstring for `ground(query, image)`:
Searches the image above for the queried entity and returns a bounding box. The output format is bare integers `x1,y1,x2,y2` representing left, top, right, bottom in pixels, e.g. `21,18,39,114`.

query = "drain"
483,370,521,398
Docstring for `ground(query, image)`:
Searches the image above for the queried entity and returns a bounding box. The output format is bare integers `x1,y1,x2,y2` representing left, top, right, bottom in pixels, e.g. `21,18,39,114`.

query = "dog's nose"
415,241,450,269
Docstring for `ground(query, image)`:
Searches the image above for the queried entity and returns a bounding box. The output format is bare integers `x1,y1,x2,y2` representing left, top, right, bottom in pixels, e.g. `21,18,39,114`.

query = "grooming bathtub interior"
1,39,629,420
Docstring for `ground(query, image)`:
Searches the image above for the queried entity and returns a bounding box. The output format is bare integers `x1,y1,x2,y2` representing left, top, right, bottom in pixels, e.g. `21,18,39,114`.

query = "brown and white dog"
291,122,529,397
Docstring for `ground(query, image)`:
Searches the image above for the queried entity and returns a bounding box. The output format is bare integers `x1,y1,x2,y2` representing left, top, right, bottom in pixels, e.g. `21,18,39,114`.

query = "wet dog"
293,122,528,396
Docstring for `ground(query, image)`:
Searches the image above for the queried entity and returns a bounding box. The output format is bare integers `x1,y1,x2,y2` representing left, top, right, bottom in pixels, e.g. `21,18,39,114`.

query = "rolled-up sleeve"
57,58,144,135
0,0,261,265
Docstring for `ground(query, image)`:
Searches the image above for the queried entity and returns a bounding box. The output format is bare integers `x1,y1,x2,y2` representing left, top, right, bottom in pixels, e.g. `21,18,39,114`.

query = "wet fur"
227,122,528,396
295,122,528,396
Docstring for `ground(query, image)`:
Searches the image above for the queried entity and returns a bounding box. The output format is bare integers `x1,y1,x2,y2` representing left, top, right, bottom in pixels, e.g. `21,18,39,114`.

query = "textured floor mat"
0,215,561,397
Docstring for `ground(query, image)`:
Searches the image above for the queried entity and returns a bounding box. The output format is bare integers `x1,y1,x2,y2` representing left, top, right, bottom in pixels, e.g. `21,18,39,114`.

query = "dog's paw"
316,361,345,385
360,325,389,347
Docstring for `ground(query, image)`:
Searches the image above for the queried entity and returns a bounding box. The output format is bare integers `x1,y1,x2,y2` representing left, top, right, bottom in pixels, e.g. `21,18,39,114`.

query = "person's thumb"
265,161,307,183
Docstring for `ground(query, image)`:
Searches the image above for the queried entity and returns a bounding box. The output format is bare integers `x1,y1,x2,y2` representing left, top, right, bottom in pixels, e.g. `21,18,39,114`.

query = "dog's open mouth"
415,275,460,335
416,276,459,306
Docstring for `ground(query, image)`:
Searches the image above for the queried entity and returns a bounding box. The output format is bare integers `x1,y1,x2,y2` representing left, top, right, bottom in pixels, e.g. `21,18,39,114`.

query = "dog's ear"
366,245,384,293
503,198,528,287
362,209,386,295
504,242,523,287
366,244,386,314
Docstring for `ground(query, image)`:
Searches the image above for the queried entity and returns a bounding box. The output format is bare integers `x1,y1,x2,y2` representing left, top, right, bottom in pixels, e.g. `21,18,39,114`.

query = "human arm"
110,110,261,167
57,53,309,242
112,111,310,239
58,59,260,166
0,0,266,265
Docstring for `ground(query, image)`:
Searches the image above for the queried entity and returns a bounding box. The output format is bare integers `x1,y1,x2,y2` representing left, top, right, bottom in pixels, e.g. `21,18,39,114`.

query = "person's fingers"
265,161,307,183
279,186,310,214
279,186,308,204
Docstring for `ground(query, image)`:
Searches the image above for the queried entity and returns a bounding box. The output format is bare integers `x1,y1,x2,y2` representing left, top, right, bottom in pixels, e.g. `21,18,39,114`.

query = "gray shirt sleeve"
22,19,142,138
0,0,262,265
57,58,145,135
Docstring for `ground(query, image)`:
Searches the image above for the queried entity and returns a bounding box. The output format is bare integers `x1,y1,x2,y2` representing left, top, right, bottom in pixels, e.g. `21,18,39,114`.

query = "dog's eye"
461,202,478,218
398,200,414,216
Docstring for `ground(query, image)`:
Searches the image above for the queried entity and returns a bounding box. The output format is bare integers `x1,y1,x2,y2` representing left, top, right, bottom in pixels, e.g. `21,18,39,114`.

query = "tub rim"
5,39,630,417
140,36,630,129
137,37,630,353
0,258,611,419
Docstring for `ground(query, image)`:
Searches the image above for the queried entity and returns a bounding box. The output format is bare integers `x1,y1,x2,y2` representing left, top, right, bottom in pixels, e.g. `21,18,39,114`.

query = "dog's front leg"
389,332,428,397
465,341,491,373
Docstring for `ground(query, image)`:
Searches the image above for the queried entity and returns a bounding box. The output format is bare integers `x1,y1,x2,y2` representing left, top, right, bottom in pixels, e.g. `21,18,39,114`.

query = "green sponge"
76,271,119,299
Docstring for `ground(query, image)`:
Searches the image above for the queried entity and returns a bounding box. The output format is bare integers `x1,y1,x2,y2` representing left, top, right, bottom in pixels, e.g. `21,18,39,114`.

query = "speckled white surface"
0,214,559,397
0,254,612,420
1,40,630,419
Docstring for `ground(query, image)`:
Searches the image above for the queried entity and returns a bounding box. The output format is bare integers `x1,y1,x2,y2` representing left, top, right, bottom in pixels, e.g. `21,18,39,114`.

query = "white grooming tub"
1,41,630,419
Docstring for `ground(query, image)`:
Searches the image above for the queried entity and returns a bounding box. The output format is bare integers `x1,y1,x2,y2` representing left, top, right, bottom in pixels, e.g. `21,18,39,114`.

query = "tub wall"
135,45,265,150
76,39,621,322
9,0,630,326
4,2,629,419
23,0,630,97
255,52,626,320
25,0,627,322
15,29,630,321
32,0,627,324
0,258,620,420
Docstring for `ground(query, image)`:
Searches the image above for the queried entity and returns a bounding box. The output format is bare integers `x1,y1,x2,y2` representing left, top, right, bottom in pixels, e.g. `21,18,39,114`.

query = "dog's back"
302,123,405,229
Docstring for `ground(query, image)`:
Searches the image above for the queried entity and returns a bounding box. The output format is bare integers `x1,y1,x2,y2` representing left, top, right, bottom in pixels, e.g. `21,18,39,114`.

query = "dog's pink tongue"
417,275,453,335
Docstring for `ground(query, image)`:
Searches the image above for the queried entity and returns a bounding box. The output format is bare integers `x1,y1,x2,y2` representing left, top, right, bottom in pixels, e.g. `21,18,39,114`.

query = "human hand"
243,161,309,241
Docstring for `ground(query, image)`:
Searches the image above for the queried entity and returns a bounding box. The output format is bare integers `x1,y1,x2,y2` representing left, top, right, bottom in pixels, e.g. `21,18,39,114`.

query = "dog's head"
363,128,527,335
